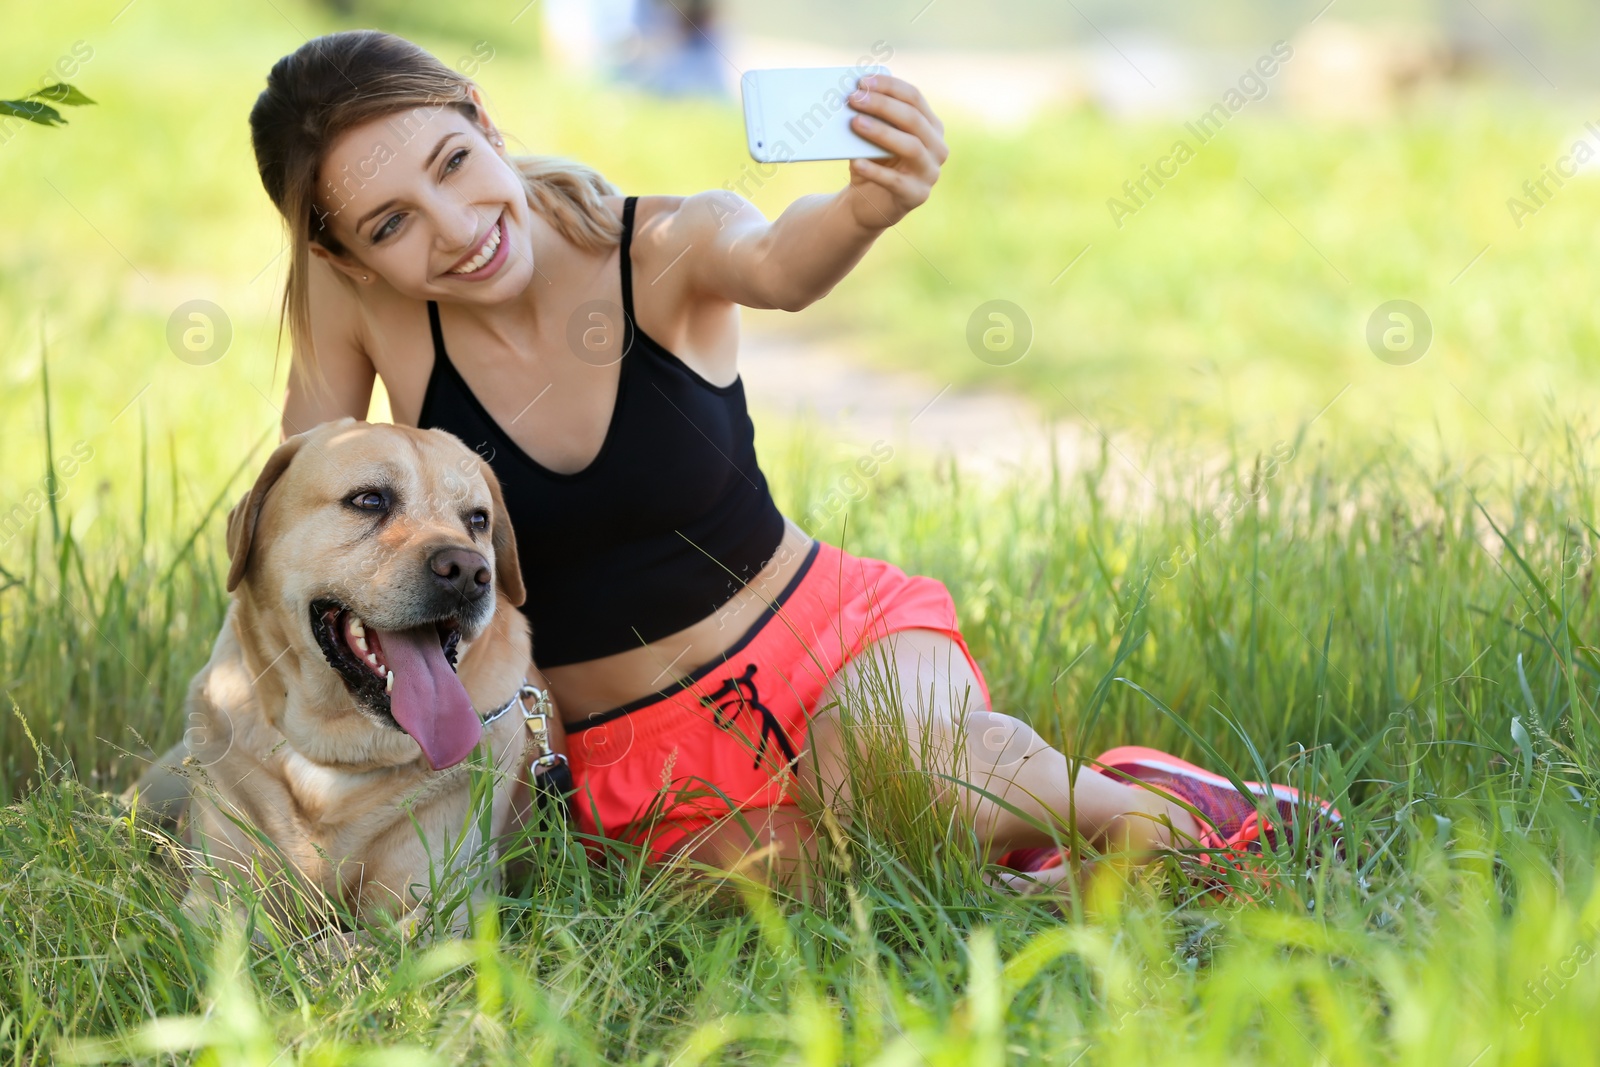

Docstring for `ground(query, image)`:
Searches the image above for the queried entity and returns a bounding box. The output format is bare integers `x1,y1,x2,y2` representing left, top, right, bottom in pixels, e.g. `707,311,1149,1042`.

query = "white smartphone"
740,65,894,164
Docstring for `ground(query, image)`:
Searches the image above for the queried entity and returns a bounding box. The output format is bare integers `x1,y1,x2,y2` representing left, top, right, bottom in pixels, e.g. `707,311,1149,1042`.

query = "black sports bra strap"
414,188,790,668
619,195,637,323
426,299,447,362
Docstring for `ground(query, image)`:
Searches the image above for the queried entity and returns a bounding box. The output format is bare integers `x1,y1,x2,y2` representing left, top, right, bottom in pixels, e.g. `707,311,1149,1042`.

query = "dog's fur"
124,419,538,929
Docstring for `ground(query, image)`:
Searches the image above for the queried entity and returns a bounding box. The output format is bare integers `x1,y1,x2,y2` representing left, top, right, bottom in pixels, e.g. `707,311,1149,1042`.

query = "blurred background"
3,0,1599,502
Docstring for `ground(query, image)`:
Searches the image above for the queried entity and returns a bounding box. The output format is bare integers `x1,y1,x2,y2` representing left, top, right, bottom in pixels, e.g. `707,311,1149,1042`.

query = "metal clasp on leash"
516,683,568,776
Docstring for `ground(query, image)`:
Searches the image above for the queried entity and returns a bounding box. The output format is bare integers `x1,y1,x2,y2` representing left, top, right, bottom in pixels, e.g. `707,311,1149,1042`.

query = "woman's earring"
361,274,370,281
494,136,504,146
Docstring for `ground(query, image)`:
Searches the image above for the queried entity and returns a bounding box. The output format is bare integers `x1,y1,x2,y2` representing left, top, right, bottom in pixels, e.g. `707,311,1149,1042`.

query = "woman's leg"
673,806,821,890
796,629,1203,861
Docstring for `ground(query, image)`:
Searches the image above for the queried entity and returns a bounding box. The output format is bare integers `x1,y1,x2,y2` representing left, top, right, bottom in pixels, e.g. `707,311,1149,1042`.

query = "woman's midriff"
541,520,817,726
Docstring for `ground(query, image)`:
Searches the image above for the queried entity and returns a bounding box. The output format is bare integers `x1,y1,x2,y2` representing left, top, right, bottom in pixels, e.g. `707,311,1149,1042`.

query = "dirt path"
739,324,1100,483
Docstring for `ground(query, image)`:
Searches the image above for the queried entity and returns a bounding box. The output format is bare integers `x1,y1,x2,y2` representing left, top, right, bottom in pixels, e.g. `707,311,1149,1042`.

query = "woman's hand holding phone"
843,74,948,230
709,68,950,311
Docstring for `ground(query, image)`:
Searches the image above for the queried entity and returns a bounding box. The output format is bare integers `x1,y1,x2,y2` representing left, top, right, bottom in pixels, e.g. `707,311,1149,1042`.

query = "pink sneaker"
996,764,1116,875
1094,745,1345,892
997,845,1069,872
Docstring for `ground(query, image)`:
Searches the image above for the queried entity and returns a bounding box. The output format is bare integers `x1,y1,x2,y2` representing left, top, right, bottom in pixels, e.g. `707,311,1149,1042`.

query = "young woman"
250,30,1340,890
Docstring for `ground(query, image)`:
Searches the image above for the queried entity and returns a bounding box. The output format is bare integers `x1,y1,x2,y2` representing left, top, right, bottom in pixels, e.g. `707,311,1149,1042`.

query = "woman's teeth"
449,221,501,274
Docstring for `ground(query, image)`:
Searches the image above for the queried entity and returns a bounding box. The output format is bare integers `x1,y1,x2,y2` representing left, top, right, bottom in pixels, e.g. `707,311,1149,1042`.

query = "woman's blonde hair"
248,30,622,394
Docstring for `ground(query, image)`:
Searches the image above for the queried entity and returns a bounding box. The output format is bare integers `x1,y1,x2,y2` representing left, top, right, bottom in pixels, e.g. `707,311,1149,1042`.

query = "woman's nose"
436,206,482,257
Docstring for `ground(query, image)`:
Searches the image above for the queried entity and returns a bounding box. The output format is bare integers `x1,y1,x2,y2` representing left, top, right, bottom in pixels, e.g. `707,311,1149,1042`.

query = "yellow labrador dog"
126,418,549,931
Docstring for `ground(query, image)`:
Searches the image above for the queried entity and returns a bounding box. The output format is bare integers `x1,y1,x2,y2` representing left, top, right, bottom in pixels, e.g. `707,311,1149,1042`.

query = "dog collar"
481,682,544,727
481,682,567,774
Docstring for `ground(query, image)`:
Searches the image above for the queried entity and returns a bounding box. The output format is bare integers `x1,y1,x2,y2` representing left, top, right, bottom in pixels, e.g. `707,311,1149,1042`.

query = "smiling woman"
241,28,1343,902
248,31,623,399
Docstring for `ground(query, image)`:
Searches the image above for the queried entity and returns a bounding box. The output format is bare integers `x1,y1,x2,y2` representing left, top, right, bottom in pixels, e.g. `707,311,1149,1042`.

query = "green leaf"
28,83,95,107
0,99,64,126
1511,716,1534,781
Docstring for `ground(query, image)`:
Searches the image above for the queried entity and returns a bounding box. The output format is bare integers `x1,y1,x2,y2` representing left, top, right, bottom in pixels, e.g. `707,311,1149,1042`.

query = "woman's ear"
309,244,373,284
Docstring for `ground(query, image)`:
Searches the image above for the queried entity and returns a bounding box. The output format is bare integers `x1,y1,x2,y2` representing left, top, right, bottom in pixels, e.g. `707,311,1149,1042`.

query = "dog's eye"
468,510,489,533
351,491,388,511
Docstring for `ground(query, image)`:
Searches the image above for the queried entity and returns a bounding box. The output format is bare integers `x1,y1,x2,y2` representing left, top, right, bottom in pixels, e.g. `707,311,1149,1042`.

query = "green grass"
7,402,1600,1062
8,0,1600,1061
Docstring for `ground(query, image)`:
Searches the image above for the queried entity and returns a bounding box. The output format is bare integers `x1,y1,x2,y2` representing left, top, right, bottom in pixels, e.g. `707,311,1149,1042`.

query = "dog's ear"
226,434,308,593
476,456,525,607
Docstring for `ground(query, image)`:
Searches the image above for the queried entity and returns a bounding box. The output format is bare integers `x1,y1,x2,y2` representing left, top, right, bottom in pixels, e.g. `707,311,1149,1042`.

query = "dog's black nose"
430,547,492,601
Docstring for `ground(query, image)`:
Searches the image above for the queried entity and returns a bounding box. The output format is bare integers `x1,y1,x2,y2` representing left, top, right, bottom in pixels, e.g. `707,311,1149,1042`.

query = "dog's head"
226,418,525,770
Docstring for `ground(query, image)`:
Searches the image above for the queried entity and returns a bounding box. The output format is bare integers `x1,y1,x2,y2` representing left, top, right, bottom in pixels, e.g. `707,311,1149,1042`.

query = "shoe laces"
1189,809,1277,892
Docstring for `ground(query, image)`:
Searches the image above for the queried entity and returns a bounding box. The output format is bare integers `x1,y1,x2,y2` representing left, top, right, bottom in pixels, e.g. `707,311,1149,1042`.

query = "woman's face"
312,101,536,301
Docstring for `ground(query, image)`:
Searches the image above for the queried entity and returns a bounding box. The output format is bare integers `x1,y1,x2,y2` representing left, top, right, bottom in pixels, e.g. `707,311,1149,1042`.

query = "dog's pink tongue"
379,626,481,770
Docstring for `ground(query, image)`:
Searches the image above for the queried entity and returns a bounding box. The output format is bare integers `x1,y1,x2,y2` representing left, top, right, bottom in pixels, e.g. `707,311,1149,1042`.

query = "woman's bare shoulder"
629,193,690,238
615,193,744,380
626,191,771,280
623,193,720,290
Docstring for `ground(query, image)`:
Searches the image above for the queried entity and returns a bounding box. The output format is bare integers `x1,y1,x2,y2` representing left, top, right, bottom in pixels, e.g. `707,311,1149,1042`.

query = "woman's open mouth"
445,212,508,280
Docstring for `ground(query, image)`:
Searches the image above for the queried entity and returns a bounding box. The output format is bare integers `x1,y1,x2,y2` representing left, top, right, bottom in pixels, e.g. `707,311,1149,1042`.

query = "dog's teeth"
355,634,369,653
350,616,365,638
385,669,394,693
366,653,379,668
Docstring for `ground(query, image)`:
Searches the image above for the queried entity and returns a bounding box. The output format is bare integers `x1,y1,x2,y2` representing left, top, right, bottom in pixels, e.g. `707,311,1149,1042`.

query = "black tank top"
417,195,787,667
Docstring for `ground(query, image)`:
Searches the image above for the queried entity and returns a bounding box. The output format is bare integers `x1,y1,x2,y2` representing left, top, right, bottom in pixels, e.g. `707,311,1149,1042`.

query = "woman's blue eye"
367,149,467,243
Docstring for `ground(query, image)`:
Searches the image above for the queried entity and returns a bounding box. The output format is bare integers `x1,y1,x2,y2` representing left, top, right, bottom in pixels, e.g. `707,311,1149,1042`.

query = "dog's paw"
396,904,430,941
300,926,368,964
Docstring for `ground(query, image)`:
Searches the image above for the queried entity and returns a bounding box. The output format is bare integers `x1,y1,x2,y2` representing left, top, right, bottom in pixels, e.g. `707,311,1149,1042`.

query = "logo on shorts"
699,664,798,770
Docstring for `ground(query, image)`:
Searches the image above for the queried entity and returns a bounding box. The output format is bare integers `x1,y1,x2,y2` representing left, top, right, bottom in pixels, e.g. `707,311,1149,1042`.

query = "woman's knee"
963,710,1052,775
908,708,1048,778
799,630,999,810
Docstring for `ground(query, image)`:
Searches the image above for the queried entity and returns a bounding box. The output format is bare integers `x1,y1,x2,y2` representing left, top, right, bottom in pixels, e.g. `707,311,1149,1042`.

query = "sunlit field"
6,0,1600,1063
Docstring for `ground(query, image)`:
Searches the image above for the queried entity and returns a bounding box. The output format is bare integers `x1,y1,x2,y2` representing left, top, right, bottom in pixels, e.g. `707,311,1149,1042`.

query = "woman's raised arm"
667,73,948,314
